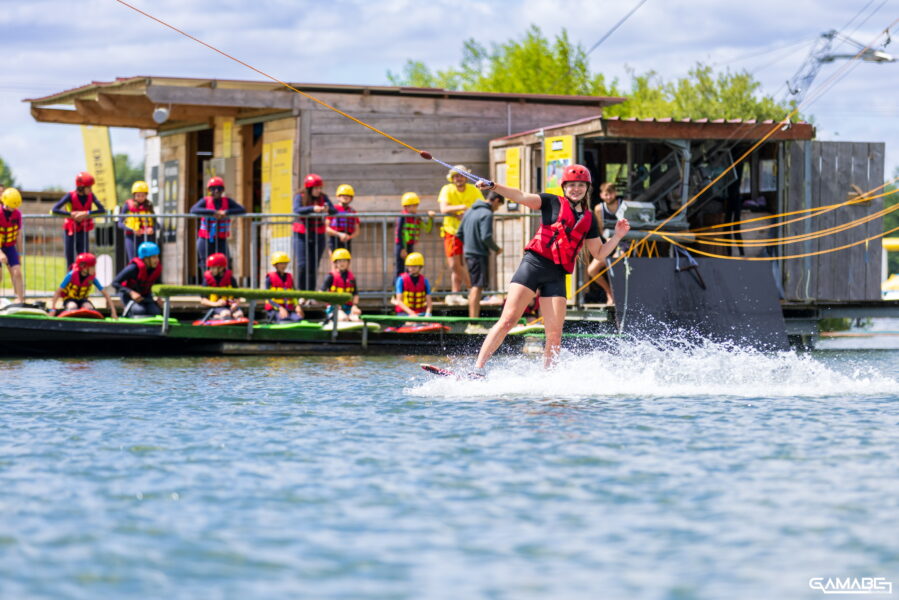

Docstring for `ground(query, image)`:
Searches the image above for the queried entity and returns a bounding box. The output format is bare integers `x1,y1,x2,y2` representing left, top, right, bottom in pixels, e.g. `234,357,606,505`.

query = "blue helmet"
137,242,160,259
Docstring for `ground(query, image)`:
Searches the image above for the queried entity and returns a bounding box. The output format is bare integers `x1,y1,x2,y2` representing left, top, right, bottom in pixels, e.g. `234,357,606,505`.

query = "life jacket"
121,257,162,297
0,207,21,247
524,196,594,274
123,198,155,235
328,269,356,296
198,196,232,239
397,272,427,313
395,212,422,245
63,191,97,234
264,270,296,311
62,268,95,301
293,194,330,235
328,205,358,234
204,268,234,302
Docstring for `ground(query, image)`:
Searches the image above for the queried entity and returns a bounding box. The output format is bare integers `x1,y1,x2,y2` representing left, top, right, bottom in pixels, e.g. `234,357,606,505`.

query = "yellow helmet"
331,248,351,261
446,164,470,182
405,252,424,267
1,187,22,210
131,180,149,194
335,184,355,197
401,192,420,206
271,251,290,265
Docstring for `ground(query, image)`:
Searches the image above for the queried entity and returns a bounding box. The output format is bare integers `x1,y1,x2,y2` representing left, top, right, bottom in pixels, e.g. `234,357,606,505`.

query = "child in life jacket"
0,188,25,304
319,248,361,323
118,180,156,261
200,253,244,321
325,184,361,253
264,251,304,323
392,252,432,317
50,252,118,318
394,192,434,276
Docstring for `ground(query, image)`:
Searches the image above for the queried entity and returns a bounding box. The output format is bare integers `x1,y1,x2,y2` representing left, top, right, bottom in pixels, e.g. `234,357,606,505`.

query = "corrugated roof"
25,76,626,107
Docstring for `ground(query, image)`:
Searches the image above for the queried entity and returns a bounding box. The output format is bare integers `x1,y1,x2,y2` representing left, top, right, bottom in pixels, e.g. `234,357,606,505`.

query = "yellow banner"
543,135,574,195
222,119,233,158
505,146,521,189
270,140,293,238
80,125,117,209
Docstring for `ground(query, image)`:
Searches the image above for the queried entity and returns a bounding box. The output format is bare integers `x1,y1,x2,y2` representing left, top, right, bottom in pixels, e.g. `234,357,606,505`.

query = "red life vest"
198,196,232,239
0,207,21,247
329,269,357,295
265,270,296,311
327,205,358,234
63,191,97,234
124,198,155,235
204,269,235,302
122,257,162,297
62,268,96,300
395,212,422,245
524,196,594,274
397,272,427,313
293,194,330,235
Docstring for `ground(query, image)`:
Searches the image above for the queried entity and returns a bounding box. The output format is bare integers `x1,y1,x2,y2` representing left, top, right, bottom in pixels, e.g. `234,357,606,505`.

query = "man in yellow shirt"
438,165,483,304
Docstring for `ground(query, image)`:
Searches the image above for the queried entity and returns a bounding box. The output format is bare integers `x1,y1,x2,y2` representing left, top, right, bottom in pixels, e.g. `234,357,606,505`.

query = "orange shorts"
443,233,463,258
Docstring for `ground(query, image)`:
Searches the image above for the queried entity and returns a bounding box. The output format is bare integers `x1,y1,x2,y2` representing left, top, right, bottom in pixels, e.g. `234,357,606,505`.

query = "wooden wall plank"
848,143,870,301
783,141,806,300
815,142,837,300
867,143,885,299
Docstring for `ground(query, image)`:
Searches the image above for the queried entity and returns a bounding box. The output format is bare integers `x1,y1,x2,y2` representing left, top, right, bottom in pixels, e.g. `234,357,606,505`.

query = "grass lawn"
0,254,68,297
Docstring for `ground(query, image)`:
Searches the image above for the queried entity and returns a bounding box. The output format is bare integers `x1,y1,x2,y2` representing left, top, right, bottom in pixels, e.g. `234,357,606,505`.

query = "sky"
2,0,897,190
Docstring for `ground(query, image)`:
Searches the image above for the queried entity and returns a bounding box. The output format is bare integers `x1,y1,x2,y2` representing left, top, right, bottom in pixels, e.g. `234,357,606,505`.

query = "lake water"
1,339,897,599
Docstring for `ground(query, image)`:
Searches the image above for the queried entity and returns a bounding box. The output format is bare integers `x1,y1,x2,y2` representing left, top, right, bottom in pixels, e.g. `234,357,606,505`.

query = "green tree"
0,156,17,188
387,25,796,121
114,153,144,203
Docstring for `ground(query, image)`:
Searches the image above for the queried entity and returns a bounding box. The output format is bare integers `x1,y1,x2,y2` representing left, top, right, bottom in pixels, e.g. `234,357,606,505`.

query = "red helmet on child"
304,173,323,189
75,252,97,268
560,164,592,185
206,253,228,268
206,176,225,189
75,172,95,187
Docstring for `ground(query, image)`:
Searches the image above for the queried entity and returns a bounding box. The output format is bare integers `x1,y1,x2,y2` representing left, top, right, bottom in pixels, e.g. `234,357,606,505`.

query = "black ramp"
610,258,789,350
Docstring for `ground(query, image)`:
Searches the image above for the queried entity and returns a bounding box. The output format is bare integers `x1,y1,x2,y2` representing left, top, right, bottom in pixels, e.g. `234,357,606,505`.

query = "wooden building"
488,115,886,302
28,77,624,286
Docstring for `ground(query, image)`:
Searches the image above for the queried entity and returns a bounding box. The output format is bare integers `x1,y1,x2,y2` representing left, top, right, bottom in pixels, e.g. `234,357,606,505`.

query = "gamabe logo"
809,577,893,594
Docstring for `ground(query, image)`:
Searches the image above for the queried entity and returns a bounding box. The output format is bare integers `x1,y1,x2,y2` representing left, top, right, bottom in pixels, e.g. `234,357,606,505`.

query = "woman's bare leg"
475,283,535,369
538,295,567,368
587,258,614,305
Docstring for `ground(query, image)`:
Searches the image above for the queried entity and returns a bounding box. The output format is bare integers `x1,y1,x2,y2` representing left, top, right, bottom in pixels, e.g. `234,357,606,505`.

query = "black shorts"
465,254,488,288
510,251,568,297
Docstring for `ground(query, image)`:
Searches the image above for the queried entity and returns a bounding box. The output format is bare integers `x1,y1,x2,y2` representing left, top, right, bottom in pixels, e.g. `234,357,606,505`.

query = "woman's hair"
599,182,616,196
301,187,318,206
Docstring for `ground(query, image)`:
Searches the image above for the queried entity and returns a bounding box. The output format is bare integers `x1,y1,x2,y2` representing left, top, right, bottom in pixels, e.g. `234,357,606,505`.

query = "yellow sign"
505,146,521,189
543,135,574,195
80,125,117,209
270,139,293,222
222,119,233,159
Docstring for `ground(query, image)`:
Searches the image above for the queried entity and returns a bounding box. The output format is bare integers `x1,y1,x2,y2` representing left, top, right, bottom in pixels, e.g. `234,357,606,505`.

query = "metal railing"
6,212,540,302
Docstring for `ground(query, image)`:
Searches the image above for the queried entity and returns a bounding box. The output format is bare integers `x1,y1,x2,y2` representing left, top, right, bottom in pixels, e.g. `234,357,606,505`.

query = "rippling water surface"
1,342,897,599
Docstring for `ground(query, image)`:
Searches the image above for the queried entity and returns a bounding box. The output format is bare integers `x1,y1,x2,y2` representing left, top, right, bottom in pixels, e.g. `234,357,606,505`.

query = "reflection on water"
0,342,897,599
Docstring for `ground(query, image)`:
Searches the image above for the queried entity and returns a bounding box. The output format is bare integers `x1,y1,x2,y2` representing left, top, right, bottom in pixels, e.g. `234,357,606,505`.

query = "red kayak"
57,308,104,319
384,323,450,334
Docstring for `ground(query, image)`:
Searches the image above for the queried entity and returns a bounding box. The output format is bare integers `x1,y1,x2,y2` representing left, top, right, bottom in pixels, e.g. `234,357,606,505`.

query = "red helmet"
206,176,225,189
560,164,592,185
75,252,97,268
206,253,228,268
75,171,95,187
304,173,323,189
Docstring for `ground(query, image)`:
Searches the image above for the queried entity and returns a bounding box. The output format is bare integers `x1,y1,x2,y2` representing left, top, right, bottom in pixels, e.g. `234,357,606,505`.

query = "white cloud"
2,0,897,188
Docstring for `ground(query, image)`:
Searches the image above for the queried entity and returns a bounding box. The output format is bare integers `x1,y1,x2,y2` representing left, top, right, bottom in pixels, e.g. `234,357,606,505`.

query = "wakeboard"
420,363,485,380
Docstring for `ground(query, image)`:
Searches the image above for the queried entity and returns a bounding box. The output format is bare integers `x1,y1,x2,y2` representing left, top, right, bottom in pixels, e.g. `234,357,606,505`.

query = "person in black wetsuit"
472,165,630,371
112,241,163,317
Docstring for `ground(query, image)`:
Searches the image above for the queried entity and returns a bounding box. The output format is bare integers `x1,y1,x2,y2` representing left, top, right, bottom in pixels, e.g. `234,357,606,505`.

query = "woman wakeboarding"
472,164,630,372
